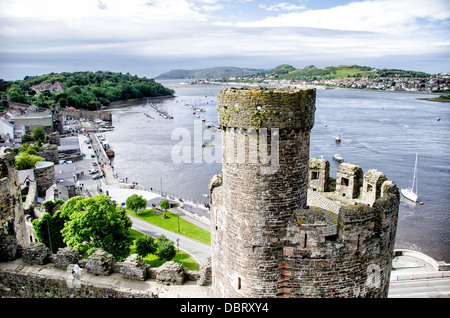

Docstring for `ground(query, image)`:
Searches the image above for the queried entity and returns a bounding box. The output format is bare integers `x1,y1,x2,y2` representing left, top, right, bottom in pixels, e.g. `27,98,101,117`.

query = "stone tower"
210,87,399,298
210,87,316,297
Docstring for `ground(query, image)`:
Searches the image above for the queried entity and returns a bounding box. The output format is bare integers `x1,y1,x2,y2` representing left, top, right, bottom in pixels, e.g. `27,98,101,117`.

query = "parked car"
89,168,98,174
92,174,102,180
91,161,98,166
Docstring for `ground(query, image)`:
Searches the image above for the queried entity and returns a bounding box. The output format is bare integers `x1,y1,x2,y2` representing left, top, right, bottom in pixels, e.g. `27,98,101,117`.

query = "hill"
2,71,174,110
268,64,431,80
155,66,269,79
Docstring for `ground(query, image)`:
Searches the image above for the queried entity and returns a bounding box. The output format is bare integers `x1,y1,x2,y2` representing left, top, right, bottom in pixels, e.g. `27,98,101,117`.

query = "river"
102,80,450,262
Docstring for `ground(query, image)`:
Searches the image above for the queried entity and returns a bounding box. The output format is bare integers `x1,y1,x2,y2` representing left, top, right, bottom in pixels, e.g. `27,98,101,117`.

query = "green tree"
160,199,170,217
126,194,147,214
135,235,157,258
21,134,35,143
15,152,43,170
32,210,68,253
155,235,176,261
61,195,133,259
33,126,46,142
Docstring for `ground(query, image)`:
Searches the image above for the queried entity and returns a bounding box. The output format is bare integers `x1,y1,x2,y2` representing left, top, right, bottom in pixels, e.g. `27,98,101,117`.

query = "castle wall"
0,148,28,261
62,109,112,123
210,87,399,298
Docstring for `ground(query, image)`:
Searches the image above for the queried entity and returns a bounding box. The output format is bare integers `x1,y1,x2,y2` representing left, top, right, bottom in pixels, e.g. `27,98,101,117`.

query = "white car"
89,168,98,174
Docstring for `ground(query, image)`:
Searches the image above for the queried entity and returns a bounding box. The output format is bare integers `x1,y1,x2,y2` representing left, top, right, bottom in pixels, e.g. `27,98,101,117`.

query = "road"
128,215,211,266
389,277,450,298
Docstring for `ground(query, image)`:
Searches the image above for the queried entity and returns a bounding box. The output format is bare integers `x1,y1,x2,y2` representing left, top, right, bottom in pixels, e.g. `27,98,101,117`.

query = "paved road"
389,277,450,298
128,215,211,266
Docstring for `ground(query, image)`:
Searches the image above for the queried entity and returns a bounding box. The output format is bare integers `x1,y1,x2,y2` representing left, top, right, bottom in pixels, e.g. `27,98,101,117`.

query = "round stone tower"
34,161,55,198
210,87,316,297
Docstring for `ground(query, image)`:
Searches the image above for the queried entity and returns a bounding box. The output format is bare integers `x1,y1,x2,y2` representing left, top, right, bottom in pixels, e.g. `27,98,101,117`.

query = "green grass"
127,208,211,245
128,229,199,271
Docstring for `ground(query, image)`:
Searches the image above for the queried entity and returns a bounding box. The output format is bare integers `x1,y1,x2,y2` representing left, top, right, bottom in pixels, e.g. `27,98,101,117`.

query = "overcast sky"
1,0,449,81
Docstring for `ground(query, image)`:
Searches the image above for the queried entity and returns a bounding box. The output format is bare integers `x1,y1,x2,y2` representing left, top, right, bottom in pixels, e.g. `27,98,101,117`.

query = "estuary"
103,80,450,262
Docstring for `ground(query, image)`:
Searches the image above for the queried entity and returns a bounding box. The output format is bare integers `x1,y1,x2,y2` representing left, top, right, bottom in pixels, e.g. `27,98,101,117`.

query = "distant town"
194,72,450,93
161,64,450,94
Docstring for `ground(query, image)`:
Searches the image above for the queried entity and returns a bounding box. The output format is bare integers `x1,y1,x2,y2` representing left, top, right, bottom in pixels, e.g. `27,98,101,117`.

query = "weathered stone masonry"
210,87,399,298
0,148,28,262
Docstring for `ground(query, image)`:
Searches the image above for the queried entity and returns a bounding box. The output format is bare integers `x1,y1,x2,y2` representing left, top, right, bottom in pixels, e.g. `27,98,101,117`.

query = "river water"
103,80,450,262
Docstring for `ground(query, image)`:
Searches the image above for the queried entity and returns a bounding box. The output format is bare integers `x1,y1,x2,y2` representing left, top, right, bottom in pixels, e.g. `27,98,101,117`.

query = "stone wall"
62,109,112,123
0,243,213,298
0,148,28,261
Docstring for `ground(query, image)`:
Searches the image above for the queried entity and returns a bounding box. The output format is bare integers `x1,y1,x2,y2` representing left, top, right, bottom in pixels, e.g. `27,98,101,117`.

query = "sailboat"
401,153,419,203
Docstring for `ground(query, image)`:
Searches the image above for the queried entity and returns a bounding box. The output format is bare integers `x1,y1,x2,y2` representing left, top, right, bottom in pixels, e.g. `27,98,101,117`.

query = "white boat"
335,133,341,143
333,152,343,162
401,153,419,203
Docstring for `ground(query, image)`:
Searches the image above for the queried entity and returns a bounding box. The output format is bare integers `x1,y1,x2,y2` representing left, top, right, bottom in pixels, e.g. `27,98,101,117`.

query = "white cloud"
0,0,449,79
239,0,450,33
259,2,307,12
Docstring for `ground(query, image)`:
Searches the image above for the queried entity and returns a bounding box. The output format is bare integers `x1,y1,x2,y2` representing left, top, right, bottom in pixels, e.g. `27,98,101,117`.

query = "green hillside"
155,66,269,79
2,71,174,110
270,64,431,80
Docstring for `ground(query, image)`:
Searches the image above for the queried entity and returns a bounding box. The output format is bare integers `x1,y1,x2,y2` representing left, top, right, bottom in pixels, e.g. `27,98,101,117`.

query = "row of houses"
29,82,64,94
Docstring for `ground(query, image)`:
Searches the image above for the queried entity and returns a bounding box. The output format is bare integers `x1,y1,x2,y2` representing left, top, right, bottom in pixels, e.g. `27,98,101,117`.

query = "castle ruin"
0,86,400,298
209,87,399,298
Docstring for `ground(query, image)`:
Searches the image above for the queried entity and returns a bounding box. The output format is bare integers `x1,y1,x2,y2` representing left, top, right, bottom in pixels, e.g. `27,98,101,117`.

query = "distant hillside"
155,66,269,79
269,64,431,80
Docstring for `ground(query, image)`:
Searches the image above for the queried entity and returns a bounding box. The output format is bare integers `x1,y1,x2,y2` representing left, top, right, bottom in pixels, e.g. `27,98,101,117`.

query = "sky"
1,0,449,81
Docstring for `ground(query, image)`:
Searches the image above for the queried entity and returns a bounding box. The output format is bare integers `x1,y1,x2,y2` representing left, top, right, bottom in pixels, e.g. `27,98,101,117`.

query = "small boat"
401,153,419,203
335,134,341,143
333,152,343,162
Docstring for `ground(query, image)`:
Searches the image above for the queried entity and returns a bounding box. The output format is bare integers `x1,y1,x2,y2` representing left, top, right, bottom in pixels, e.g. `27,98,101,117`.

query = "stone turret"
34,161,55,198
210,87,399,298
210,87,316,297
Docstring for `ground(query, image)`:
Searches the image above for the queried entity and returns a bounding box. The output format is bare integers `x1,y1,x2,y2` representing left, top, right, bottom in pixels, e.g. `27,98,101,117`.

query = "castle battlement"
210,87,400,298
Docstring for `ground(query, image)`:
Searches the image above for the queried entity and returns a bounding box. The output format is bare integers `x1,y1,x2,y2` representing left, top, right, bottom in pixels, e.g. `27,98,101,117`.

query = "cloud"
0,0,449,80
238,0,450,33
259,2,307,12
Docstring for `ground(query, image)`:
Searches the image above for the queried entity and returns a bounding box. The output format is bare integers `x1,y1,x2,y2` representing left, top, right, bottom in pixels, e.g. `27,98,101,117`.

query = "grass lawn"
129,229,199,271
127,208,211,245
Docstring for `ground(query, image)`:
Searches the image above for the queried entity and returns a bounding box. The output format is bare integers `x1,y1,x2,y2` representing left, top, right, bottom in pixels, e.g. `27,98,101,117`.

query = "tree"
33,126,46,142
32,210,68,253
15,152,43,170
60,195,133,259
160,199,170,218
155,235,176,261
126,194,147,214
135,235,157,258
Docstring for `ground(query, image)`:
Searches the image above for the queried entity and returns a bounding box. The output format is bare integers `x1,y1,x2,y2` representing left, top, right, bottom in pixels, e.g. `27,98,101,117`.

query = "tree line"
0,71,174,110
